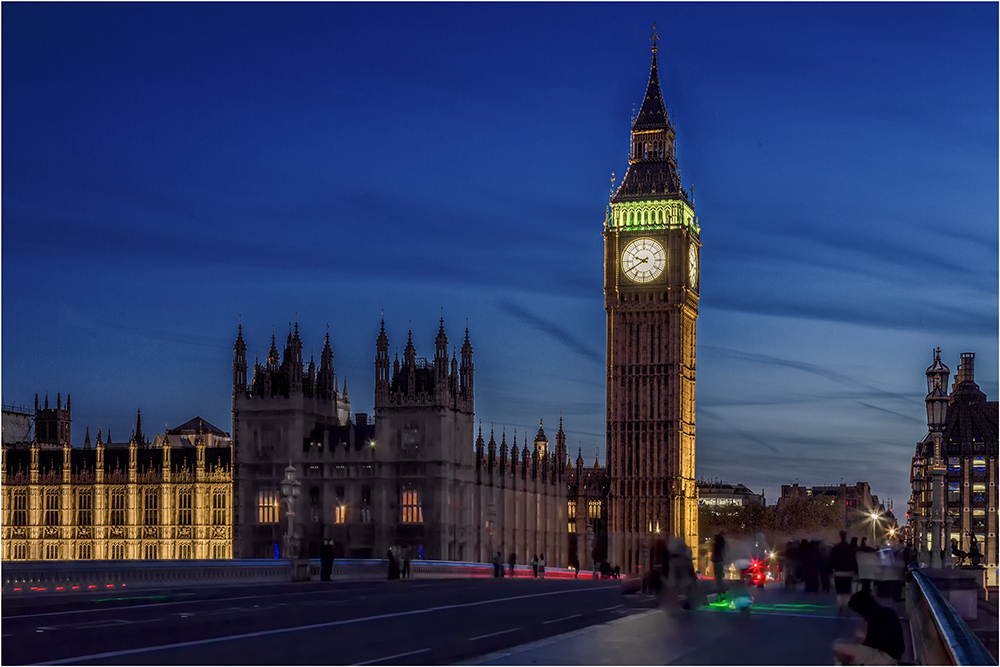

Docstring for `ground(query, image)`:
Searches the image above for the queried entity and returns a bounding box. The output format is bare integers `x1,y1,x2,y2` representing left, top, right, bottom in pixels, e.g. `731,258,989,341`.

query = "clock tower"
605,28,700,572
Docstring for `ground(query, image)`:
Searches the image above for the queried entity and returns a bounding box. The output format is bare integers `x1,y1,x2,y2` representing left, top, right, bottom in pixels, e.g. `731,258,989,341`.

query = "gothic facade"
1,399,233,562
233,319,577,565
604,31,700,572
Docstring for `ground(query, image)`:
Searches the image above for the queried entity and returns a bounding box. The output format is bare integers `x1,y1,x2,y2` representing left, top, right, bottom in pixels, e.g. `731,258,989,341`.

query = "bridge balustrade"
906,564,995,666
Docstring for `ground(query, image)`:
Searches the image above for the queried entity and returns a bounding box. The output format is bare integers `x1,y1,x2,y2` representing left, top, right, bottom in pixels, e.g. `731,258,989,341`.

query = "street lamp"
867,510,882,547
925,348,949,569
280,462,301,559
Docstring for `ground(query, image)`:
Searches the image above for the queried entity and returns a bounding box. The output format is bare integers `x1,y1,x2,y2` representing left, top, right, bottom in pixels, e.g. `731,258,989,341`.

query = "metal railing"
905,564,995,665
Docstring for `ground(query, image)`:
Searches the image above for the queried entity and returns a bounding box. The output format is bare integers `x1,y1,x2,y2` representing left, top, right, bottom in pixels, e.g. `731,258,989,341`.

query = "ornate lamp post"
280,462,302,560
925,348,949,569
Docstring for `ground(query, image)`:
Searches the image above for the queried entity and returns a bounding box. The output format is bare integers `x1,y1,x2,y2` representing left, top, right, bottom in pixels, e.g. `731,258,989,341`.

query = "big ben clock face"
688,244,699,288
621,238,666,283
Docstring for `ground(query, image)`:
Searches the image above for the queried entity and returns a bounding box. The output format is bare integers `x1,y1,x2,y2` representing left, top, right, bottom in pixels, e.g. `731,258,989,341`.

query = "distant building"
908,351,997,582
777,481,883,529
1,402,233,561
697,480,765,507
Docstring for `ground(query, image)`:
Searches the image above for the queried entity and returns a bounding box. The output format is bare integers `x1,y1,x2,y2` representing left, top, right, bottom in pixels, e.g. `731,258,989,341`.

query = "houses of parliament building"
2,35,693,571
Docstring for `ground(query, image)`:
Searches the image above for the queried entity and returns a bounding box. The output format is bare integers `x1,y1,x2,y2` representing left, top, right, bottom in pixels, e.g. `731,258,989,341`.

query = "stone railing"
906,564,995,665
2,558,595,593
2,559,291,593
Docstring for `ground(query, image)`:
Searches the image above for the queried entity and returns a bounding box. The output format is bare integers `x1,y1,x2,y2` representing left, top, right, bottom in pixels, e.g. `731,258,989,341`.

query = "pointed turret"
84,427,92,449
134,408,145,446
403,328,417,395
487,425,497,473
233,324,248,395
460,326,474,406
319,329,335,400
499,427,508,474
375,318,390,401
435,317,449,402
534,418,549,457
555,414,567,476
475,422,485,470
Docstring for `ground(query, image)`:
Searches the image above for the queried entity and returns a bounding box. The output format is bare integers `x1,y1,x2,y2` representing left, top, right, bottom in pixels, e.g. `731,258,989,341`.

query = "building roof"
167,416,229,437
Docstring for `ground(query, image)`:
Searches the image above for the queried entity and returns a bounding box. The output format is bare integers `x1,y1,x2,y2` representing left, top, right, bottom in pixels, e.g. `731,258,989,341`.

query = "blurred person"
320,540,334,582
711,533,727,599
539,553,546,579
832,590,904,665
831,531,858,615
509,551,517,578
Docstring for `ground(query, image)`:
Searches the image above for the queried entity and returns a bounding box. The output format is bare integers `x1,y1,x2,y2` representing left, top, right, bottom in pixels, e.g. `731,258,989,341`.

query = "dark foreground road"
1,578,644,665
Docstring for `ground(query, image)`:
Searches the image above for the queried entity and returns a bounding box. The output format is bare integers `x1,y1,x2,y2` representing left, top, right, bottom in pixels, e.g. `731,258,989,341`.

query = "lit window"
144,492,159,525
111,543,125,560
110,491,125,526
588,500,602,519
177,490,193,526
46,543,59,560
568,521,576,534
401,490,423,523
77,491,93,526
45,491,60,526
12,492,27,526
212,491,227,525
568,501,576,519
257,489,278,524
78,543,92,560
335,504,348,524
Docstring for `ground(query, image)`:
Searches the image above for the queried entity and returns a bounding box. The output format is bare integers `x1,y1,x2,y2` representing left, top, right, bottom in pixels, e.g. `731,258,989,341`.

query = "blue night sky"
3,3,997,517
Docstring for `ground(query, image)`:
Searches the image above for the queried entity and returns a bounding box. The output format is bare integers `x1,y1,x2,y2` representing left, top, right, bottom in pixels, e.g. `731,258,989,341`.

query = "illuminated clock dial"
621,238,665,283
688,244,699,288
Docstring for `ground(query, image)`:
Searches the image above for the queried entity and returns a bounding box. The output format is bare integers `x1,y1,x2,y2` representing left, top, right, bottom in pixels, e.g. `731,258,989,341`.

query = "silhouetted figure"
539,553,546,579
493,552,502,578
600,561,611,579
830,531,857,614
531,554,539,578
387,548,399,580
711,533,727,598
803,540,822,593
572,555,580,579
832,591,904,665
402,548,411,579
859,537,875,552
820,542,832,593
320,540,334,581
968,533,982,566
509,552,517,578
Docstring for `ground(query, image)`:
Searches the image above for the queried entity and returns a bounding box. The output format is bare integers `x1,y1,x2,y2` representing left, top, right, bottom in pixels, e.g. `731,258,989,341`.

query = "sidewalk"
463,587,856,665
970,590,999,662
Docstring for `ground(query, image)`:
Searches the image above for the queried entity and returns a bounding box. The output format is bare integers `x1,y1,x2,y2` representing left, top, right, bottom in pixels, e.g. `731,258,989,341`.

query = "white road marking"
599,604,624,612
542,614,581,625
73,619,132,629
352,648,431,665
4,587,374,620
469,627,521,641
30,586,618,665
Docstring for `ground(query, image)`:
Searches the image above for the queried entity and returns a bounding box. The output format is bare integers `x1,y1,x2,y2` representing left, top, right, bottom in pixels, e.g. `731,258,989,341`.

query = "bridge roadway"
1,578,858,665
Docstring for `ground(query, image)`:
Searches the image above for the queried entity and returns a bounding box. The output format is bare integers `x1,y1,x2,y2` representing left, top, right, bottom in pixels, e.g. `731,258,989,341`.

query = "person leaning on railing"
832,590,904,666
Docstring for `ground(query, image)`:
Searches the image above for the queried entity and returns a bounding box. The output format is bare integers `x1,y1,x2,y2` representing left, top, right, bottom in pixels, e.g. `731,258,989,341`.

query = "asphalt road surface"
1,578,647,665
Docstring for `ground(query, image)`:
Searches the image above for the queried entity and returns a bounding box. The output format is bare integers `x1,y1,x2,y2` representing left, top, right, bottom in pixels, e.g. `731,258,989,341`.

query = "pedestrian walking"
711,532,727,599
538,553,546,579
493,552,502,578
830,531,857,615
402,547,411,579
387,547,399,580
320,539,334,581
572,555,580,579
531,554,539,578
508,552,516,578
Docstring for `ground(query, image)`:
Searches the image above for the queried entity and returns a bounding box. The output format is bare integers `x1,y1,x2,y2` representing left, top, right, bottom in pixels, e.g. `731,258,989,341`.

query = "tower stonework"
605,32,700,572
